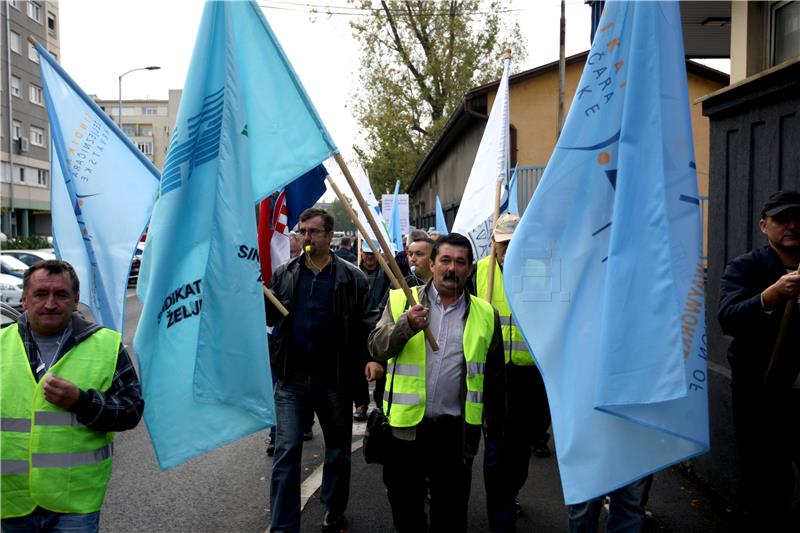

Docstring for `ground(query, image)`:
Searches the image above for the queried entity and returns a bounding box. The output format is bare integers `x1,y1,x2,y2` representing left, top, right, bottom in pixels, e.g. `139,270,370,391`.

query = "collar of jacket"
17,311,104,355
285,251,361,288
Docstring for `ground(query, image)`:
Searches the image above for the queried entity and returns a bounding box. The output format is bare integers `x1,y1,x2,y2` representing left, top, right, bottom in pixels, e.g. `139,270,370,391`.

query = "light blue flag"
36,44,159,334
506,166,520,216
503,1,709,504
134,0,336,469
434,196,448,234
389,180,404,253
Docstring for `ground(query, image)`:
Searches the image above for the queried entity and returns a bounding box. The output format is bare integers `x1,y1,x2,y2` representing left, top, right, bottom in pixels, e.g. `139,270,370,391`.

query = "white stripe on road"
299,421,366,511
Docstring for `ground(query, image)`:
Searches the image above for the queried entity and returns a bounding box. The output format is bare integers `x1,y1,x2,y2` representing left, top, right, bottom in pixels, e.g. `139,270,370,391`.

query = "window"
772,1,800,65
11,76,21,98
12,121,22,140
18,167,25,183
47,12,57,36
30,127,45,147
141,107,158,115
28,43,39,63
37,169,48,186
29,84,43,105
27,2,42,23
9,0,19,10
121,124,136,137
137,142,153,156
138,124,153,136
10,30,20,53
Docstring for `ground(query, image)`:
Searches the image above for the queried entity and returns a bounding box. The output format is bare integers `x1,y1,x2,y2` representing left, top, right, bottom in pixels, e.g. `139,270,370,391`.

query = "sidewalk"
298,430,743,532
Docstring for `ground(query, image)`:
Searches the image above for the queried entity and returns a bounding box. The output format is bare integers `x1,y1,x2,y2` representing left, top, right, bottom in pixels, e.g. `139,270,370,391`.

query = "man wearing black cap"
718,190,800,528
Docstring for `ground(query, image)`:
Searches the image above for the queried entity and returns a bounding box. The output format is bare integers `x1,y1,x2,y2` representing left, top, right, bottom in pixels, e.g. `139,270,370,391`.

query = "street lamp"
118,66,161,128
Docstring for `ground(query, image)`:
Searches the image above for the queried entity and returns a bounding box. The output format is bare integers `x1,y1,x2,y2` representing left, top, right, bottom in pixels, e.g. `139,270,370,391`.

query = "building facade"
1,0,60,237
94,89,182,170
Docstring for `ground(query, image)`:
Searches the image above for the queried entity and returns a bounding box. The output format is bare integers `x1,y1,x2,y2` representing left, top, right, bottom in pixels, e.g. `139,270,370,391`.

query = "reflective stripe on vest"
0,324,120,519
476,257,534,366
384,286,494,427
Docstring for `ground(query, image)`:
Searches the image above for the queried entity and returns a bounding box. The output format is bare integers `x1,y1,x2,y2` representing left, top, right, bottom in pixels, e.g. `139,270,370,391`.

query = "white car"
0,273,23,310
0,254,28,279
2,249,56,267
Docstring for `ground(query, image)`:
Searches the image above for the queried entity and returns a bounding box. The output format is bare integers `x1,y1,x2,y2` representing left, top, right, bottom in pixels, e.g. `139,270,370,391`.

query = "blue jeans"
269,373,352,533
1,508,99,533
567,475,653,533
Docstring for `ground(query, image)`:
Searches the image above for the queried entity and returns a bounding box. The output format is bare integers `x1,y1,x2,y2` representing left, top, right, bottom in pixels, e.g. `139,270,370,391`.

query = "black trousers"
732,383,800,529
382,416,474,533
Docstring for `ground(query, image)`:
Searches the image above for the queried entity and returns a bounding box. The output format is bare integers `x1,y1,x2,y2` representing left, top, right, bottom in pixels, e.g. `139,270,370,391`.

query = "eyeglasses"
297,228,328,237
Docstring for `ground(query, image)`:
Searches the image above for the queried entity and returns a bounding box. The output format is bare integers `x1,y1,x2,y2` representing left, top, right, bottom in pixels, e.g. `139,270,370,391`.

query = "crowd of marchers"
1,192,798,533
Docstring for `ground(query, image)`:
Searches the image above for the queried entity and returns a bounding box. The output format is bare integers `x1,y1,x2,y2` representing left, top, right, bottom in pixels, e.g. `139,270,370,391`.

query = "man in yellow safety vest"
368,233,505,533
1,260,143,532
477,213,552,533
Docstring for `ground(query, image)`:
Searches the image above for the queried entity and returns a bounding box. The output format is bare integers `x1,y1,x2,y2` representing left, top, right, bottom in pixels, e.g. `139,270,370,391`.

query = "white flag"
452,55,510,259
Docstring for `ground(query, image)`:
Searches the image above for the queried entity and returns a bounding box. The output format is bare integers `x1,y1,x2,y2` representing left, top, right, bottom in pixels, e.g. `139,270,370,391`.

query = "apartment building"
1,0,59,237
94,89,181,170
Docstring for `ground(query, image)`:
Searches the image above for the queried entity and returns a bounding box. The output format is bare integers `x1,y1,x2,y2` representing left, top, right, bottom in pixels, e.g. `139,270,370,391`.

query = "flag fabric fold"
134,0,336,469
435,196,448,234
388,181,404,252
36,44,159,334
503,0,709,504
452,54,510,258
506,166,520,217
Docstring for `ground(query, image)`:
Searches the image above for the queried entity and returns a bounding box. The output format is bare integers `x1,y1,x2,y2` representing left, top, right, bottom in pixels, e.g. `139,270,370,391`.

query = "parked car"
2,249,56,267
0,255,28,278
129,242,146,285
0,273,23,310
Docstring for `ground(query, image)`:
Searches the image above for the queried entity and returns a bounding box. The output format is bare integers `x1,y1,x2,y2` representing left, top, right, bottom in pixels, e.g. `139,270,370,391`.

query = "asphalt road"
100,288,743,533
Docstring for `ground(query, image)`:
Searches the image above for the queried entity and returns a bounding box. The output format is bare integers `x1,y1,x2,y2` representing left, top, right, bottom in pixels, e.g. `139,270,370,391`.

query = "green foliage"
349,0,527,193
3,236,51,250
329,197,357,233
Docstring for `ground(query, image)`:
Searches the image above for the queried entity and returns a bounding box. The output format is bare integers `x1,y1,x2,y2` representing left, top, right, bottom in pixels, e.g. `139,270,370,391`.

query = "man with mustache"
368,233,505,533
719,190,800,529
1,260,143,532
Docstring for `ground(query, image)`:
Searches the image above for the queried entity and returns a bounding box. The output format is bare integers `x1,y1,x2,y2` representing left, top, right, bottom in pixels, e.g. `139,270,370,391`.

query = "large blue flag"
504,1,708,504
36,43,159,334
434,196,448,234
388,180,404,253
134,0,336,469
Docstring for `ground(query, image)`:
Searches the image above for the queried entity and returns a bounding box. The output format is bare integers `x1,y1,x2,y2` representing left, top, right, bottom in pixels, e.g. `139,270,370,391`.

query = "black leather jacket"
267,253,379,392
719,245,800,388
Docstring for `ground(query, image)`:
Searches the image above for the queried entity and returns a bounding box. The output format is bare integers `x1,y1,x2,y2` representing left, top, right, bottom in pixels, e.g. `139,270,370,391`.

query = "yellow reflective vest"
385,286,495,427
476,256,534,366
1,324,119,518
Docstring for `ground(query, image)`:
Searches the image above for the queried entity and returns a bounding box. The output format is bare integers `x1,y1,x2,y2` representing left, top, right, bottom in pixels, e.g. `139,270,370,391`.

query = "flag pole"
326,175,401,289
763,263,800,384
485,47,512,302
263,285,289,317
334,154,440,352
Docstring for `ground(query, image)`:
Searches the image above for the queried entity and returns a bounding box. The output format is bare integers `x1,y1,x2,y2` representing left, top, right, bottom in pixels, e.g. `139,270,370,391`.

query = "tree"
329,197,357,233
349,0,526,193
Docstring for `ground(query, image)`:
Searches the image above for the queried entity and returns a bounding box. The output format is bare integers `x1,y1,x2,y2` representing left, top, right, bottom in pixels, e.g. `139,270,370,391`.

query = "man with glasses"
266,208,383,533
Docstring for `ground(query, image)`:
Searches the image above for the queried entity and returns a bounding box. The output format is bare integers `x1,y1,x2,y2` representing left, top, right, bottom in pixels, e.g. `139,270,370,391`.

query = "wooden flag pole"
326,175,401,290
763,263,800,384
333,154,440,352
485,47,511,302
263,286,289,317
485,180,503,301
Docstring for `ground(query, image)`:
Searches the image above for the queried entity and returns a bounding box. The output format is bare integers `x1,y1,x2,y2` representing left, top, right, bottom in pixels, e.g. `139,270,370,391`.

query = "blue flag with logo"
36,44,159,334
134,0,336,469
435,196,448,234
503,1,709,504
388,180,404,252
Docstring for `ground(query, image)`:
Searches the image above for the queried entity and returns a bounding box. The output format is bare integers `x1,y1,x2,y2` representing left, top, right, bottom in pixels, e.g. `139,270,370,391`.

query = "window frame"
30,126,45,147
11,76,21,98
29,84,43,106
27,1,42,24
10,30,21,54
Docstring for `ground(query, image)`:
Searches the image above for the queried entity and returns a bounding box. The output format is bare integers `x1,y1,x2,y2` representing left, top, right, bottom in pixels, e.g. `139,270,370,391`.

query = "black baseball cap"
761,190,800,218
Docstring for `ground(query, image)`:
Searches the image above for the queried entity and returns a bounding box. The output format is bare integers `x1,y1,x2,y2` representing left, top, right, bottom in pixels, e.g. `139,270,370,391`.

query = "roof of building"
408,51,729,194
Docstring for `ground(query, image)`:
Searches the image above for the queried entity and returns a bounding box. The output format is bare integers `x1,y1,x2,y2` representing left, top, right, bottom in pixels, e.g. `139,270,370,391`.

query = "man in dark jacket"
266,208,382,533
334,236,356,263
718,190,800,528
